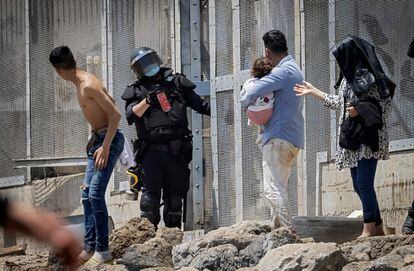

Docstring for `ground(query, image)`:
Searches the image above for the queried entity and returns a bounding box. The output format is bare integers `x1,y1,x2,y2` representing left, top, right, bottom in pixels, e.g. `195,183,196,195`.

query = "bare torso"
76,72,114,131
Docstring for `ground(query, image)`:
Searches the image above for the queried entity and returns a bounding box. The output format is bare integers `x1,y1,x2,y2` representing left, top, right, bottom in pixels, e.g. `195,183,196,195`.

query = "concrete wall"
0,173,139,252
321,150,414,234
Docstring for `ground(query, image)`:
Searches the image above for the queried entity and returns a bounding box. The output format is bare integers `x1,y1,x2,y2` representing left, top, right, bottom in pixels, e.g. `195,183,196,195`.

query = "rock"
340,235,414,262
0,254,49,270
173,220,272,268
401,266,414,271
300,237,315,243
255,242,347,271
238,227,301,267
405,254,414,265
365,245,414,271
109,217,156,259
119,237,173,269
140,268,175,271
176,268,199,271
0,245,26,257
236,268,260,271
79,264,128,270
342,261,372,271
189,244,239,271
201,220,272,251
156,227,184,247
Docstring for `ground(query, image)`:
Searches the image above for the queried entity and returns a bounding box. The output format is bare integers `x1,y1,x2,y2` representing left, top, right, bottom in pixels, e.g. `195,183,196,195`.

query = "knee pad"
140,193,160,226
163,195,183,228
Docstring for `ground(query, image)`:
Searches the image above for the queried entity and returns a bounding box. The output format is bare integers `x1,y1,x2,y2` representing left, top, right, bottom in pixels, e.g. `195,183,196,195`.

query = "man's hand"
5,204,81,270
145,91,158,105
346,105,359,118
48,222,82,270
93,146,110,170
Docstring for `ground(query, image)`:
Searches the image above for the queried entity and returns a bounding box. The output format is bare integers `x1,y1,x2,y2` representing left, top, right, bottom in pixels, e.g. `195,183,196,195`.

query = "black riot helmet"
130,47,163,79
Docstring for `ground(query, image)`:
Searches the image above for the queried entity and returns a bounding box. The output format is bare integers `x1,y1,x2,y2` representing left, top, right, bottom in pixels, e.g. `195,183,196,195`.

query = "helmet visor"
131,52,162,78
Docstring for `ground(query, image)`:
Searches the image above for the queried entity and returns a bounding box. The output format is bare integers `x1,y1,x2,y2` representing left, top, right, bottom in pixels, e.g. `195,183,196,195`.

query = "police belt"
147,142,170,152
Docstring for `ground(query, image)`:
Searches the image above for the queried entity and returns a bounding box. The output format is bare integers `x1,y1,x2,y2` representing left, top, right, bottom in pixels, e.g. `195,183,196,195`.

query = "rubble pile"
1,218,414,270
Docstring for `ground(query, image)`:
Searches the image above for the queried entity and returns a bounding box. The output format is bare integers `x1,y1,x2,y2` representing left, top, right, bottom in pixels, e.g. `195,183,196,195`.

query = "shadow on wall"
360,13,414,139
32,173,84,217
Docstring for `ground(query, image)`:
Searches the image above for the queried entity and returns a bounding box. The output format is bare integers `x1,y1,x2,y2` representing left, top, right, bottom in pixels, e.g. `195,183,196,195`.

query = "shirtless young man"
49,45,124,265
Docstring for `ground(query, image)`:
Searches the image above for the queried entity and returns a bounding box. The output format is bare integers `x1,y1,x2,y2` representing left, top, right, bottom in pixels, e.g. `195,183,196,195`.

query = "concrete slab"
293,216,363,244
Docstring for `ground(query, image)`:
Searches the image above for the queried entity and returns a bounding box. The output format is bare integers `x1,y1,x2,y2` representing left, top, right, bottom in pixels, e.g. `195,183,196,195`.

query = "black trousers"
140,149,190,227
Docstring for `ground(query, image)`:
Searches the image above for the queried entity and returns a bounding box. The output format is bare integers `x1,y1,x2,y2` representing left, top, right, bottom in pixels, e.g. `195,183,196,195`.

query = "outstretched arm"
294,81,342,111
1,199,81,270
177,75,210,116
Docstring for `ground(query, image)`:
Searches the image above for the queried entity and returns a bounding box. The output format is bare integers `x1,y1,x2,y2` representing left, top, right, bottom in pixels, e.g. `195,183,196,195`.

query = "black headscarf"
331,36,396,99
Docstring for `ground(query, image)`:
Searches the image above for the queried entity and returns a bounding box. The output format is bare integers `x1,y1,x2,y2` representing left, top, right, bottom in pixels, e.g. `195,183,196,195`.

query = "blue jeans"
350,158,382,225
81,130,124,252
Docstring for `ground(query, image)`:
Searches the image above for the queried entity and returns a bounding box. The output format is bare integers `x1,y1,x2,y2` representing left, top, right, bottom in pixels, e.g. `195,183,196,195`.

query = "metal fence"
208,0,299,227
208,0,414,227
1,0,414,230
0,0,27,182
110,0,173,190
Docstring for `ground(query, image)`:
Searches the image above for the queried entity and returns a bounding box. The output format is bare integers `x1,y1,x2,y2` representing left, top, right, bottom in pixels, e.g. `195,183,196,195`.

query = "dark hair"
49,45,77,69
262,30,288,54
251,57,273,78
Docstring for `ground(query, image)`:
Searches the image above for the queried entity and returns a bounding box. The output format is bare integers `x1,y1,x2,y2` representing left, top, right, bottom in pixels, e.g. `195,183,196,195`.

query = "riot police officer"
121,47,210,229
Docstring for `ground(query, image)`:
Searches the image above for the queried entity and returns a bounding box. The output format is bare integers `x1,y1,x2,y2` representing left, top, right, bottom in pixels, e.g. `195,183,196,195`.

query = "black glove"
145,91,158,105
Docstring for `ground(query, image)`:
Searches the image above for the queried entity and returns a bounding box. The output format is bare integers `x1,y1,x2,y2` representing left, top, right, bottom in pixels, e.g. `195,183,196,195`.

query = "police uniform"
122,67,210,228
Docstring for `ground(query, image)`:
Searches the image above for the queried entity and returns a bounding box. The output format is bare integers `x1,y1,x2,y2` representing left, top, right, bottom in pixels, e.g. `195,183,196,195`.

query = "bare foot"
357,222,376,238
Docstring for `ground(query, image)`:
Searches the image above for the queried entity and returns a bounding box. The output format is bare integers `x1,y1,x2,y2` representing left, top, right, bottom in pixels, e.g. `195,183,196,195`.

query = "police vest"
132,75,190,142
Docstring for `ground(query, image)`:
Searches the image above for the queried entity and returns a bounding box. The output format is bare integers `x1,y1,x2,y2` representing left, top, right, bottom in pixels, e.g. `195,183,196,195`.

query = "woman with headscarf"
294,36,395,238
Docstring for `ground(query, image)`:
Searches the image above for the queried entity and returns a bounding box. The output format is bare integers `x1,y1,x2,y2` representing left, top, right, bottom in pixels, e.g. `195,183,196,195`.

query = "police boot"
163,195,183,228
140,193,161,228
402,206,414,234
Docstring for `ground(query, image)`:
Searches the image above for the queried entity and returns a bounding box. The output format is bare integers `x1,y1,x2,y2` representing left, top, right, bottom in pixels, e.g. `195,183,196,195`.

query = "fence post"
25,0,31,182
232,0,243,224
329,0,336,161
189,0,205,230
209,0,220,228
296,0,308,216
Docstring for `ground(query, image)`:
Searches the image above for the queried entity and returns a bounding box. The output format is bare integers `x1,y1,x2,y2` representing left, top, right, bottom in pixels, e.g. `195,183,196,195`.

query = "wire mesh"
111,0,136,191
304,0,331,216
216,90,236,226
215,0,232,76
111,0,172,190
0,0,27,179
29,0,100,159
335,0,414,141
200,2,210,81
202,114,214,230
240,0,296,71
239,0,298,219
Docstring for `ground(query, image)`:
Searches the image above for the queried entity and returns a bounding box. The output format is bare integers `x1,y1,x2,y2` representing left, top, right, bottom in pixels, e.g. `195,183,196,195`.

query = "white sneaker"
78,250,94,266
85,251,113,265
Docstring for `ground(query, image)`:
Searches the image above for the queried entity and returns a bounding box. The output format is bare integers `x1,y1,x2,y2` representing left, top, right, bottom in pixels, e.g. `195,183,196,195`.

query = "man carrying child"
240,30,304,229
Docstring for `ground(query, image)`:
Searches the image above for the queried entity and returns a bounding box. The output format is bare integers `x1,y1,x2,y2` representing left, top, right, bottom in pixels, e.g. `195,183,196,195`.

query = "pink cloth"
247,99,273,125
241,78,275,125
